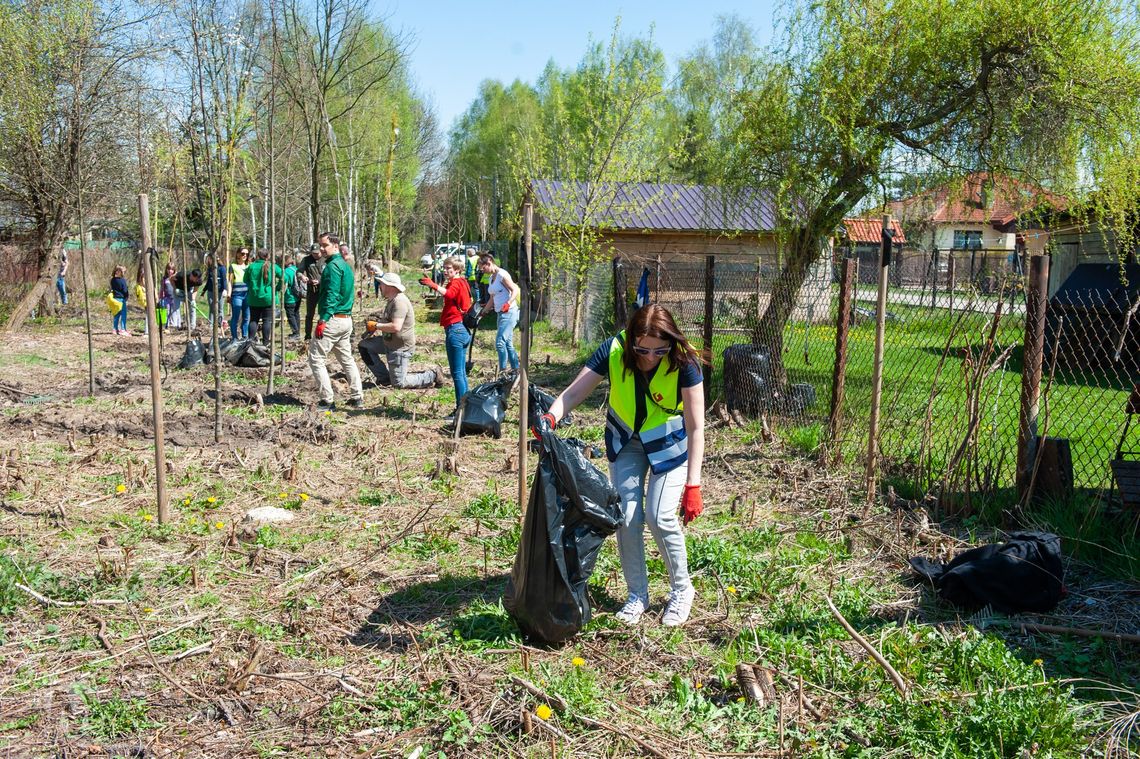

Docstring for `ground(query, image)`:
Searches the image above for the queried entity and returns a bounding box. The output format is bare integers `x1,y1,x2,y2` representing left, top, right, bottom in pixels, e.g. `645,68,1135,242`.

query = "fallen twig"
16,582,125,607
509,675,568,712
825,594,909,698
576,714,669,758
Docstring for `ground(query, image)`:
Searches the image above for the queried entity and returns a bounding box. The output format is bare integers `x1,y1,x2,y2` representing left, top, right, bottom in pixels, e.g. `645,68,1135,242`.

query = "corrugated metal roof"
843,217,907,245
530,180,777,233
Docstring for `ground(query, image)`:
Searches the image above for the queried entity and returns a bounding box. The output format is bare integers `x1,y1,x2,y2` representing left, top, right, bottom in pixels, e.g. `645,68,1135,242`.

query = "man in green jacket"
308,233,364,410
246,251,282,345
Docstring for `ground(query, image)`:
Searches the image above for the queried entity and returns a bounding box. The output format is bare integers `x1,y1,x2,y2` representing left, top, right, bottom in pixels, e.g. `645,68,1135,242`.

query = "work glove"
530,413,556,441
680,485,703,526
418,276,435,289
501,302,511,313
315,321,326,339
366,320,378,333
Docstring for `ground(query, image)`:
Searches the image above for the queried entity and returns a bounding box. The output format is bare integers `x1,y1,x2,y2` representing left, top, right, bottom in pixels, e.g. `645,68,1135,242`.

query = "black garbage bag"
237,341,283,368
459,376,512,438
527,384,572,428
503,428,622,644
221,338,249,366
722,344,775,416
203,337,230,365
910,531,1064,613
177,338,206,369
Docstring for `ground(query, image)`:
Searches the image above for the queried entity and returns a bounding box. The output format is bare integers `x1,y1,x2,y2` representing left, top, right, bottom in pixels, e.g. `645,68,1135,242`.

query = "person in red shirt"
420,256,472,419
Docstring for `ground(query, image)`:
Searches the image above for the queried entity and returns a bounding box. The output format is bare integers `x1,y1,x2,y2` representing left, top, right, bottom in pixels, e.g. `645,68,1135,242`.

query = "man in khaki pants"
308,232,364,411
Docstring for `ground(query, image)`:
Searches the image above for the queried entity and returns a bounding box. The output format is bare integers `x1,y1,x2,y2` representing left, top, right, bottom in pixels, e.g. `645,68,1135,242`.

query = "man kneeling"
359,272,443,389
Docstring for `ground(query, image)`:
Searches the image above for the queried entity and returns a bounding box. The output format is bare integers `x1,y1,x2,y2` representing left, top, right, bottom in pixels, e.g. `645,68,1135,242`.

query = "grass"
0,295,1135,757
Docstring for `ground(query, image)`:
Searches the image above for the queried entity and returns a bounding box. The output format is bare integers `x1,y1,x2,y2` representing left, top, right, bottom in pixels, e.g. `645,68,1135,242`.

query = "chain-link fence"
580,250,1137,510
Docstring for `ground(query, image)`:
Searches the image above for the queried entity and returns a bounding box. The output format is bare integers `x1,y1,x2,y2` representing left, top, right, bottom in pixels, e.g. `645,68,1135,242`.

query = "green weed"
80,691,159,739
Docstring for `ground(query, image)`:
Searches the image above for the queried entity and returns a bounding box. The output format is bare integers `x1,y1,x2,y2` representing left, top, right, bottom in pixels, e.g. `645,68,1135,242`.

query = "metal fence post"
703,255,715,404
1017,254,1050,498
829,258,854,454
865,216,892,507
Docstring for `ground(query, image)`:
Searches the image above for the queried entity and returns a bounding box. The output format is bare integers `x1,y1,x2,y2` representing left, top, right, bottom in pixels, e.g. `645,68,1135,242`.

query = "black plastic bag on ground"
237,341,283,368
910,531,1064,613
177,338,205,369
459,376,512,438
221,338,249,366
527,384,572,428
503,428,622,644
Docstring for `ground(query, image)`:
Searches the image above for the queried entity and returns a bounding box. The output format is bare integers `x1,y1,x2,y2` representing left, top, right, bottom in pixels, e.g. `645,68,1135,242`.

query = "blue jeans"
56,275,68,305
445,323,472,407
495,306,520,371
229,286,250,339
113,300,128,332
610,436,691,600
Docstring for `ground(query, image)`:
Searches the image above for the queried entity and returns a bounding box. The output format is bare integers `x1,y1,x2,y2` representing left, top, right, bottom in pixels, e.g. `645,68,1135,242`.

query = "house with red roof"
888,172,1065,256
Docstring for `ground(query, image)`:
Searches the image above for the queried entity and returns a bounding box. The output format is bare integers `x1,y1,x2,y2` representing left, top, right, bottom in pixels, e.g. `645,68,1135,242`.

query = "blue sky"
386,0,779,138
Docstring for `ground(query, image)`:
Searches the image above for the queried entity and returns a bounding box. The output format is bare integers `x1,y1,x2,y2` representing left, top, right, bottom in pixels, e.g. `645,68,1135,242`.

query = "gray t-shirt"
383,292,415,352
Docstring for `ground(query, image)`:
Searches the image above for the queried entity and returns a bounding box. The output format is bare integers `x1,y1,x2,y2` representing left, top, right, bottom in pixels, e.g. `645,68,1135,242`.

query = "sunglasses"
632,345,671,357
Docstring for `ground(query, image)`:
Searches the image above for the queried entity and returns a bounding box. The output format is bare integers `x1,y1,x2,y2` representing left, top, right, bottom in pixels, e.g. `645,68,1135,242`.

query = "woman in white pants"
539,304,705,627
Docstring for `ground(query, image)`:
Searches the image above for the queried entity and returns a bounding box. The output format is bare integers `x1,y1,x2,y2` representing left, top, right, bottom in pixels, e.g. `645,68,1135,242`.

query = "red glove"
418,276,435,288
680,485,703,525
531,413,555,441
501,302,511,313
315,321,326,339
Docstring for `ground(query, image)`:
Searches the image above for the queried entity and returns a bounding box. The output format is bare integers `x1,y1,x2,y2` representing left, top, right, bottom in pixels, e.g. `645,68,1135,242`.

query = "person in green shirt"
308,233,363,410
246,251,283,345
283,253,300,339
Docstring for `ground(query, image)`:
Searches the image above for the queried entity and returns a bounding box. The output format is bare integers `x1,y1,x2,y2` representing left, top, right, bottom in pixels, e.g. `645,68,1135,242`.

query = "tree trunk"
751,230,824,384
3,238,62,332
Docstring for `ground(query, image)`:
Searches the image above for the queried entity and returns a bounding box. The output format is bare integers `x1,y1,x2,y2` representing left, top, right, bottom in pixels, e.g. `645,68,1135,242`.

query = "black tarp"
503,427,622,644
910,531,1065,613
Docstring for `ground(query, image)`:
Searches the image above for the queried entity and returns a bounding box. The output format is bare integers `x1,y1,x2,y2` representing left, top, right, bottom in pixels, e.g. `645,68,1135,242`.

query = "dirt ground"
0,305,1137,758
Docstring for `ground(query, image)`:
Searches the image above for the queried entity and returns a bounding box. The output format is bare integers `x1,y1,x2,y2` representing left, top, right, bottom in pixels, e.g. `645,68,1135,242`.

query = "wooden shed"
530,179,833,340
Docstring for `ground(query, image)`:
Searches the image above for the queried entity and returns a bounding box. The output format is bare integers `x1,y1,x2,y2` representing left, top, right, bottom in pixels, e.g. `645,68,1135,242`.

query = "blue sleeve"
584,337,614,375
679,360,704,388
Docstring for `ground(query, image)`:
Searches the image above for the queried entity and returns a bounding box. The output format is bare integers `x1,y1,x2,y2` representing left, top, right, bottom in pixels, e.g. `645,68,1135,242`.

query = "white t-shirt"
488,269,517,312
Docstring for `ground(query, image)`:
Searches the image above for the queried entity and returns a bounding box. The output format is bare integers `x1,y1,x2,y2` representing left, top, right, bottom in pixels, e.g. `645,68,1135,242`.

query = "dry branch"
825,595,909,697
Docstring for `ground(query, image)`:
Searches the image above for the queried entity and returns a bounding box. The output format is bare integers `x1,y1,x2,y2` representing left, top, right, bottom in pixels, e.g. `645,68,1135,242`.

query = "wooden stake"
518,203,533,528
865,215,891,507
138,194,169,524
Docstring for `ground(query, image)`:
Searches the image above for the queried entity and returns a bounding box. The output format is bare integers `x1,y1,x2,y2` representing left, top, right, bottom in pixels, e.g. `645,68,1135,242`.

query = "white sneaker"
614,595,648,625
662,586,695,627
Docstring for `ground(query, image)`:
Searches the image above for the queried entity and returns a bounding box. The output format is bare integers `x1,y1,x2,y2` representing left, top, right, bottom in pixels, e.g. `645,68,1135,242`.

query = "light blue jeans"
113,300,128,332
56,275,68,305
445,323,472,407
495,306,520,371
609,436,691,601
229,285,250,339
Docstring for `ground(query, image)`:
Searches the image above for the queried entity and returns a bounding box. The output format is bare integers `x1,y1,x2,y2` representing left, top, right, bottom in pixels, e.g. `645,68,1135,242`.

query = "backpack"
289,270,305,300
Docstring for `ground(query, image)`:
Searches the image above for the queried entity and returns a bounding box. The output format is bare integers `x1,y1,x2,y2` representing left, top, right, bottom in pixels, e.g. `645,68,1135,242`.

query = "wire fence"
577,250,1140,512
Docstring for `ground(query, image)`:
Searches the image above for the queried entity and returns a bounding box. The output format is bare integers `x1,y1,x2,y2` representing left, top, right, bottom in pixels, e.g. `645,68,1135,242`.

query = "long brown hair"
621,304,701,378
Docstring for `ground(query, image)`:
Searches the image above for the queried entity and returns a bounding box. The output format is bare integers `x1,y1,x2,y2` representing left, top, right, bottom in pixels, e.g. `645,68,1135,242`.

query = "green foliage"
461,490,513,521
450,600,520,650
80,690,158,739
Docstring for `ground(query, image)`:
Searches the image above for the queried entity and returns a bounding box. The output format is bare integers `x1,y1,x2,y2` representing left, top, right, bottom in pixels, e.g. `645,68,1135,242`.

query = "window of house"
953,230,983,250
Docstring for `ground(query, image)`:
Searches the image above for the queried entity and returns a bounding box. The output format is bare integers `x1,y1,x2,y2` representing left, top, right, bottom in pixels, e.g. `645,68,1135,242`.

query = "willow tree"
726,0,1140,373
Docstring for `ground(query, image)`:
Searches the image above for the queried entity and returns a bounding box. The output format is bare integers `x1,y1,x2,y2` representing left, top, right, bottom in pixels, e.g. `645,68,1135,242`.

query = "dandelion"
1033,658,1043,667
182,498,191,506
206,496,217,504
214,521,224,530
143,607,154,613
325,410,332,416
726,586,737,595
115,484,126,494
535,704,552,721
299,493,309,502
736,696,745,703
143,514,153,522
571,657,585,667
695,681,703,689
278,492,288,499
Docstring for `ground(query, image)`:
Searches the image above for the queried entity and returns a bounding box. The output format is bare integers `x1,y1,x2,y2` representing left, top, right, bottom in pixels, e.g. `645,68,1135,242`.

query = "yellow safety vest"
606,331,688,474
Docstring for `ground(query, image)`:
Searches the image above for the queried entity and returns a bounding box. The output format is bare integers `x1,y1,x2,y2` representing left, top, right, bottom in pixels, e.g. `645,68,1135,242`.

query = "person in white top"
477,252,521,374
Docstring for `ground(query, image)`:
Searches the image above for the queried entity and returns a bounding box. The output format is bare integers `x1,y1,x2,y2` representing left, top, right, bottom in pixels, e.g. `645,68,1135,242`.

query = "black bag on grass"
527,384,572,428
221,338,249,366
177,338,206,369
459,376,512,438
909,531,1064,613
503,427,622,644
236,341,283,368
